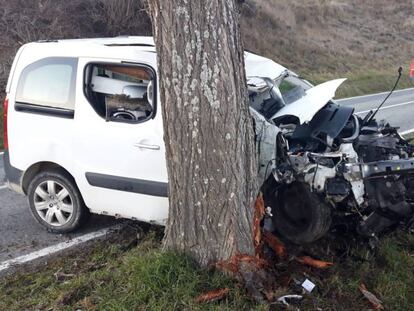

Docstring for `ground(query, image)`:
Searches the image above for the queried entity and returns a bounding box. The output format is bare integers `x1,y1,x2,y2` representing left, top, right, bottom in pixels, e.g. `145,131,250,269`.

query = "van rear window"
16,57,77,111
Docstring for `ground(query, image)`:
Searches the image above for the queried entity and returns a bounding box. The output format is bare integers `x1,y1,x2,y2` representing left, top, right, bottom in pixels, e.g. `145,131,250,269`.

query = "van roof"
22,36,287,77
8,36,288,92
37,36,156,49
20,36,157,64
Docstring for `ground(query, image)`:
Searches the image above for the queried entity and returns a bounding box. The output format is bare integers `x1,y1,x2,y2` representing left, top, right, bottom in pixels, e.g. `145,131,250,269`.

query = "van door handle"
134,143,161,150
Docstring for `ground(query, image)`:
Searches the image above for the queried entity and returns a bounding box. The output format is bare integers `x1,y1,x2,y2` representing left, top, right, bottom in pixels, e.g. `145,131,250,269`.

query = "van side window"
84,63,156,123
16,57,77,112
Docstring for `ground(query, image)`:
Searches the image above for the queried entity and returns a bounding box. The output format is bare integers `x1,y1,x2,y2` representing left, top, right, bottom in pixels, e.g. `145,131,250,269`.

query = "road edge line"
400,128,414,137
355,100,414,115
337,87,414,102
0,226,118,273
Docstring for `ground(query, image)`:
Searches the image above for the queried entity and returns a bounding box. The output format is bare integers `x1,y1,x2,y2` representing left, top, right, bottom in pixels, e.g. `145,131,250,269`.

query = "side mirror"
263,77,286,108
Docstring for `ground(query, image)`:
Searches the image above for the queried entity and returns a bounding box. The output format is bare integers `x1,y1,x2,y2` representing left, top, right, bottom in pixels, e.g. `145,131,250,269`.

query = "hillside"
241,0,414,96
0,0,414,147
1,0,413,97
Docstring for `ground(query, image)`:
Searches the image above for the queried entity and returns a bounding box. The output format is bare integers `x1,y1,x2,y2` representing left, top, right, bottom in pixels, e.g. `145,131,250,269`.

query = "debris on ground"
301,279,316,293
359,283,384,310
195,288,230,304
276,294,303,306
296,256,334,269
53,268,75,282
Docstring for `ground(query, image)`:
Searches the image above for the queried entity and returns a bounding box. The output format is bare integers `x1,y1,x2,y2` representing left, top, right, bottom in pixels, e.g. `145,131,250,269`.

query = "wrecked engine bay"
248,71,414,245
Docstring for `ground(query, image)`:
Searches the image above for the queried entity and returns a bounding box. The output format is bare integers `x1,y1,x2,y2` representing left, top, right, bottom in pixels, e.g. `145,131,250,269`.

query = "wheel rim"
33,180,74,227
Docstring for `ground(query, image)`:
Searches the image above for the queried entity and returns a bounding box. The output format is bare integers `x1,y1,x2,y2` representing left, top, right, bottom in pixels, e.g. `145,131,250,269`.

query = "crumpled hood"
272,78,347,124
245,52,287,81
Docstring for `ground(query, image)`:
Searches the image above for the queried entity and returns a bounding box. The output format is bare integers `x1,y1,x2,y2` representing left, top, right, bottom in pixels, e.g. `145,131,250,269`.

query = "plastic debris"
195,288,230,304
54,268,75,282
296,256,334,269
302,279,316,293
277,294,303,306
359,283,384,310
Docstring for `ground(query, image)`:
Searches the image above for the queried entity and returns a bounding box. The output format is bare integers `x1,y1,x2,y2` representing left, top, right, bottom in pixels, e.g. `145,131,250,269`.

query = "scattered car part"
359,283,384,310
195,288,230,304
277,294,303,306
296,256,334,269
302,279,316,293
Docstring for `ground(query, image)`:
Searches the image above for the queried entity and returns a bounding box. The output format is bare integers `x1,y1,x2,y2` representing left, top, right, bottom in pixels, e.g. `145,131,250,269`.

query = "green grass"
0,229,261,311
1,227,413,310
303,231,414,310
305,67,414,99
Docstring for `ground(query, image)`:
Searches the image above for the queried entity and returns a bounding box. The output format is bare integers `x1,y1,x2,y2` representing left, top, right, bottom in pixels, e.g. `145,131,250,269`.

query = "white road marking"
0,185,7,190
0,226,118,273
0,151,4,156
355,100,414,115
337,87,414,102
400,128,414,136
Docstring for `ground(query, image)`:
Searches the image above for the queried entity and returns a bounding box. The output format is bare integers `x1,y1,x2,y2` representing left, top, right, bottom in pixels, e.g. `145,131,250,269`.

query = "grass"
0,227,262,311
303,231,414,310
306,67,414,99
1,225,413,310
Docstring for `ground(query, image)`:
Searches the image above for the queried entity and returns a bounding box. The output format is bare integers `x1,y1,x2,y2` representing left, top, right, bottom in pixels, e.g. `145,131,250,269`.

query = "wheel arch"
22,161,76,195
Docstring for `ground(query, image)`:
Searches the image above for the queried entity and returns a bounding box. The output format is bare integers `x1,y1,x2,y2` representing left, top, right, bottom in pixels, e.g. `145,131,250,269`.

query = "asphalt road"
337,87,414,134
0,87,413,264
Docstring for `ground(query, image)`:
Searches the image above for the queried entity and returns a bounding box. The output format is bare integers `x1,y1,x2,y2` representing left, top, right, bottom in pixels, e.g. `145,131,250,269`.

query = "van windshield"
275,74,312,105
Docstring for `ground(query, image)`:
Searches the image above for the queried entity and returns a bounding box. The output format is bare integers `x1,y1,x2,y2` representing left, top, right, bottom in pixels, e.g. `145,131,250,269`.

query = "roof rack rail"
105,43,155,47
36,40,58,43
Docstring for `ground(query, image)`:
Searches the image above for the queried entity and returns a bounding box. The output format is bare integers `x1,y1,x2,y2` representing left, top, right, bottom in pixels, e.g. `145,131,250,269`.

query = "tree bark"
148,0,258,266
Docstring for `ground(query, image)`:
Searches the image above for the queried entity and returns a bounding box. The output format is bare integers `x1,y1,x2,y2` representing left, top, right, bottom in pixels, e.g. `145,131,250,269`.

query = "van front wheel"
28,171,88,233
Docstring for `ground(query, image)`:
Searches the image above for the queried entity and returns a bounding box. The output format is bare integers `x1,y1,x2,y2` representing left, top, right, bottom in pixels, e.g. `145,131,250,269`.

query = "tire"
269,182,332,244
27,170,88,233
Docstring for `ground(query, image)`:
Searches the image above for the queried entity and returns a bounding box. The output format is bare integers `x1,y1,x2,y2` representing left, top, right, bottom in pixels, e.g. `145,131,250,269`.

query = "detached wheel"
270,182,331,244
28,170,88,233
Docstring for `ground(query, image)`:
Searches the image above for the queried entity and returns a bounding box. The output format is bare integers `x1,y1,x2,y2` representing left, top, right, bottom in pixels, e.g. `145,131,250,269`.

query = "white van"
4,37,171,232
4,36,350,239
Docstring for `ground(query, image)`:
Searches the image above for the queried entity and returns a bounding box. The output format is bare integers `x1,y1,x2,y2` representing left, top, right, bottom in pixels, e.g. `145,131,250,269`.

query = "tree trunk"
148,0,258,266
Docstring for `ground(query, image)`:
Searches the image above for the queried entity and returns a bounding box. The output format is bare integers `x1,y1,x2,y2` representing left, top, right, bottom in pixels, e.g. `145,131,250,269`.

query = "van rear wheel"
28,170,88,233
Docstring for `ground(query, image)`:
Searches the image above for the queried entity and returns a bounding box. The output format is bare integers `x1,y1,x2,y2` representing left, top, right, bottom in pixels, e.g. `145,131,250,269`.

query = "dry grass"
0,0,151,99
1,0,414,149
241,0,414,94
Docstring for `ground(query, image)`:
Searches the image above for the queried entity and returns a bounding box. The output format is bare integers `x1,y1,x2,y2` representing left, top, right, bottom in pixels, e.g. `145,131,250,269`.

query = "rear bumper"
2,150,24,194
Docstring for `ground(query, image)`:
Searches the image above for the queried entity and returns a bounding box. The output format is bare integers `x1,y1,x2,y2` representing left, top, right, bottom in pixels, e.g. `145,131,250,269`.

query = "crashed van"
249,61,414,244
3,37,414,243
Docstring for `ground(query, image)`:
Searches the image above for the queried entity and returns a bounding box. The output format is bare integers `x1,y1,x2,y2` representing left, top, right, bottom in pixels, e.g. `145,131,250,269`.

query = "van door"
72,58,168,224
